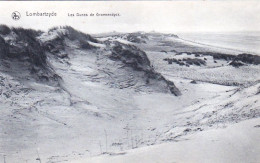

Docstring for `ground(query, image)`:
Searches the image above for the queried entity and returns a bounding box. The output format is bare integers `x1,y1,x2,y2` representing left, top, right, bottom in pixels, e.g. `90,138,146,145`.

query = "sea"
177,31,260,55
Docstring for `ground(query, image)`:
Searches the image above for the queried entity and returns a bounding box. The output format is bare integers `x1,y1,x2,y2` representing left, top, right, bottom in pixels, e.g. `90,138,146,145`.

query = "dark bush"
185,58,206,66
191,80,197,84
211,53,235,61
229,53,260,67
0,25,11,35
6,27,47,67
234,53,260,65
164,57,206,66
0,36,7,57
229,61,244,67
111,42,151,71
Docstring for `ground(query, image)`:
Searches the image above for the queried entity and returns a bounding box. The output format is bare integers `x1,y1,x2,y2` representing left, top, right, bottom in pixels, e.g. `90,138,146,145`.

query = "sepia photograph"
0,1,259,162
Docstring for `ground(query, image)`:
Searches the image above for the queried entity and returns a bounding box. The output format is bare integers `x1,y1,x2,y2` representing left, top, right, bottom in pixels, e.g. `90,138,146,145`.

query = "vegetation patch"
230,53,260,67
164,57,206,66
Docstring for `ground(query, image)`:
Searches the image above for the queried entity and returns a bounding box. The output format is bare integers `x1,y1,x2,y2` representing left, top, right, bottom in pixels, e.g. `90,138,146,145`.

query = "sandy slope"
0,27,259,163
72,118,260,163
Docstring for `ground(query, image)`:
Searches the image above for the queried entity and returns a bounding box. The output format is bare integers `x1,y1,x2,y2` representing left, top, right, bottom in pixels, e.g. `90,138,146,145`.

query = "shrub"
0,36,7,57
0,25,11,35
10,27,47,67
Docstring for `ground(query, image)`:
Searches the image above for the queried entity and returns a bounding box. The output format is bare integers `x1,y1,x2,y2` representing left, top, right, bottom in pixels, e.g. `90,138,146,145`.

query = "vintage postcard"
0,1,259,163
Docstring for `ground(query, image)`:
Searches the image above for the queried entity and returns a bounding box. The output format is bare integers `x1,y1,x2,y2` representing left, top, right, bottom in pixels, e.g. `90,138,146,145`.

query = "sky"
0,1,259,34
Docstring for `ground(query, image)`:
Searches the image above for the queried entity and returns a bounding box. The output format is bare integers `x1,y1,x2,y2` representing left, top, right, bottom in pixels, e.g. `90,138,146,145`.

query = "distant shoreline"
178,37,247,55
177,32,260,55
